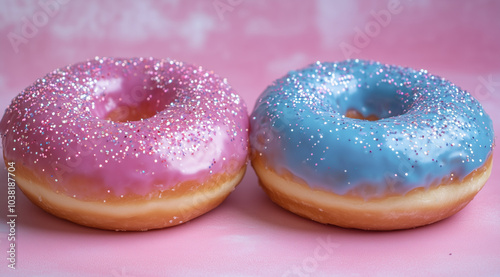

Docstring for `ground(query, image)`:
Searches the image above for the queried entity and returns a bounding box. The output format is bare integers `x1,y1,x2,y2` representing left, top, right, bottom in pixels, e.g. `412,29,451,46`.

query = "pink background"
1,0,499,276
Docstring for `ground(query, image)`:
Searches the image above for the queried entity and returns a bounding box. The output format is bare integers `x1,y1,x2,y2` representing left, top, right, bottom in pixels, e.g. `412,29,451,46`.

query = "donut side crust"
252,155,492,230
13,166,246,231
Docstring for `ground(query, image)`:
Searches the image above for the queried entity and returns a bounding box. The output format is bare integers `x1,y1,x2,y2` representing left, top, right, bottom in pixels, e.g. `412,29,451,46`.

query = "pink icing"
0,57,249,199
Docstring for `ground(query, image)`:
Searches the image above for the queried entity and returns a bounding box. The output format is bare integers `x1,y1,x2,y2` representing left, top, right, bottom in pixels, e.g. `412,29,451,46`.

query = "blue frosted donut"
250,59,494,230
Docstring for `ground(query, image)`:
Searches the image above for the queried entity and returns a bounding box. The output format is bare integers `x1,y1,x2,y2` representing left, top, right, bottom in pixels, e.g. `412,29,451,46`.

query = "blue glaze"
250,60,494,198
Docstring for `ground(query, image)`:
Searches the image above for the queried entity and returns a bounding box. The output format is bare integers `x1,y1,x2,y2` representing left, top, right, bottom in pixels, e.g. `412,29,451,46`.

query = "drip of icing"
250,59,494,198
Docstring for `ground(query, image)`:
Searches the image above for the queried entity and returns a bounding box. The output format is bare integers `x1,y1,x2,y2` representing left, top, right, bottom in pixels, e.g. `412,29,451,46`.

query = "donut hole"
102,87,170,122
345,109,379,121
342,82,413,121
91,79,174,122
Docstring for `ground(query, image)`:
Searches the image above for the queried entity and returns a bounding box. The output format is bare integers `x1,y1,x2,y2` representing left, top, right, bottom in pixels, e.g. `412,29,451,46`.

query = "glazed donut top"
250,60,494,198
1,57,249,199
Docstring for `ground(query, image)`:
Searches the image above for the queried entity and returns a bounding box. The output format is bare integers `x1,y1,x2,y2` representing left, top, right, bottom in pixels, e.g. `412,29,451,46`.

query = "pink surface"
0,0,499,276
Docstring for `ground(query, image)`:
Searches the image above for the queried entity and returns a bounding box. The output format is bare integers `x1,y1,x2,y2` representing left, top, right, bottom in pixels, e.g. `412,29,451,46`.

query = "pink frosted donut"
0,57,249,231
